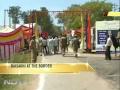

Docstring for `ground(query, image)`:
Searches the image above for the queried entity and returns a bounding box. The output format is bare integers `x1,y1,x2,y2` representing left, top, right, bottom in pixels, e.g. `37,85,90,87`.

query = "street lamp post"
4,9,8,28
4,9,11,28
8,9,11,28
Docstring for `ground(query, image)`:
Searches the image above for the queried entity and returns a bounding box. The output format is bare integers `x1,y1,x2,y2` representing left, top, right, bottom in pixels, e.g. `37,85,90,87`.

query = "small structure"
95,20,120,52
0,27,24,60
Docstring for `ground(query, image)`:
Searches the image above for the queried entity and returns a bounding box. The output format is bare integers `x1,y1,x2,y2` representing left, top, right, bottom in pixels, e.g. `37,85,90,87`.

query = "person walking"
38,36,43,56
105,34,113,60
60,34,67,56
53,36,59,54
58,36,61,53
24,39,29,50
47,36,54,55
72,35,80,57
29,35,38,63
66,35,70,52
42,37,48,55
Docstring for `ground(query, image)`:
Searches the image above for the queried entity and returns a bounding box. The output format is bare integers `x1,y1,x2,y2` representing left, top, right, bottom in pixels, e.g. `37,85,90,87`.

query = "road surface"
35,48,120,90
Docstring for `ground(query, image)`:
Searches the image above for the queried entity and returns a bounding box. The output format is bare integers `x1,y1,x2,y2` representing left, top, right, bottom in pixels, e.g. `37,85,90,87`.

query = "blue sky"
0,0,119,26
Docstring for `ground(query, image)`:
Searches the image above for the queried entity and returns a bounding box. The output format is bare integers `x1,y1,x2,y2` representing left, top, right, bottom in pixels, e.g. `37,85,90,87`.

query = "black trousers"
61,46,66,55
105,46,111,60
43,46,48,54
54,46,58,54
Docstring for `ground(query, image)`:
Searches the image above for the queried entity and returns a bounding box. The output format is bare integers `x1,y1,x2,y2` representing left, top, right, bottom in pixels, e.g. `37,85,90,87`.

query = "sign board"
97,30,107,44
95,20,120,51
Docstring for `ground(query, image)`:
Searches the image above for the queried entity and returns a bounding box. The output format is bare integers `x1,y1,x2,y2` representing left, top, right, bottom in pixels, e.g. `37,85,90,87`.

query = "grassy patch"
0,51,38,90
0,51,31,63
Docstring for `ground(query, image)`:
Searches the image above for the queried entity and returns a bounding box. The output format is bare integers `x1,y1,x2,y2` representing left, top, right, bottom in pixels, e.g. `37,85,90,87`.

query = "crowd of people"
28,34,81,63
23,31,120,63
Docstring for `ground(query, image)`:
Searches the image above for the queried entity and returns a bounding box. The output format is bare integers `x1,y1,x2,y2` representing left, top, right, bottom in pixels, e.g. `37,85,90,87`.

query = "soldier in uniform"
72,35,80,57
53,36,59,54
60,34,67,56
42,37,48,55
29,35,38,63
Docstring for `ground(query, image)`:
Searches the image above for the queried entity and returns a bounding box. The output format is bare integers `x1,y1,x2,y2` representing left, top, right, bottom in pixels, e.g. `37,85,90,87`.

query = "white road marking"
36,54,46,90
36,74,46,90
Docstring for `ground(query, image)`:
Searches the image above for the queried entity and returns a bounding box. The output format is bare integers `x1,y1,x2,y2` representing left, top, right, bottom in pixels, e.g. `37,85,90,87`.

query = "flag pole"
87,13,91,52
35,11,39,38
80,13,84,52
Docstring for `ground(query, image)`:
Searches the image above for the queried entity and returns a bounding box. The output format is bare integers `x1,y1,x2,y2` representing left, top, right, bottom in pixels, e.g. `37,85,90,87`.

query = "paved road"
36,49,120,90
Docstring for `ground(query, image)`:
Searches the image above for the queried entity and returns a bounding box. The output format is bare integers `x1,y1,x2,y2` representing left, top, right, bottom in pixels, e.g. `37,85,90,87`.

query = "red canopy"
16,25,33,39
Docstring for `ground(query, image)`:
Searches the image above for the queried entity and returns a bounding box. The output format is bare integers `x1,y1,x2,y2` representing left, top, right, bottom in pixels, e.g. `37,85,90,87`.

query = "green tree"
81,1,113,25
8,6,21,25
57,1,113,30
38,7,54,35
21,11,29,24
52,25,62,36
57,4,82,30
19,7,62,35
26,7,54,35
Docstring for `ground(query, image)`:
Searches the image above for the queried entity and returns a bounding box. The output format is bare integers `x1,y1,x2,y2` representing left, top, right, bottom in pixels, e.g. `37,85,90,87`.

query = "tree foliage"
8,6,21,24
21,11,29,24
57,1,113,30
21,7,61,35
